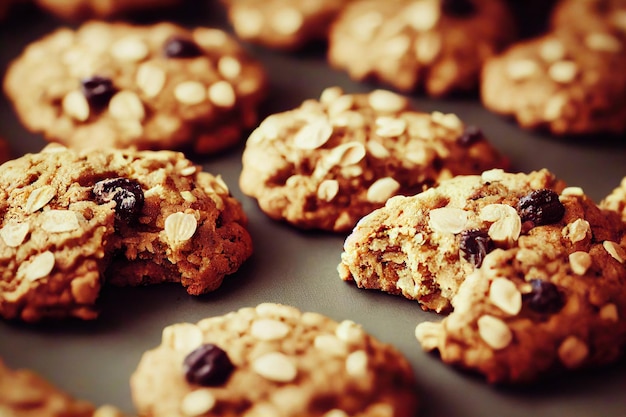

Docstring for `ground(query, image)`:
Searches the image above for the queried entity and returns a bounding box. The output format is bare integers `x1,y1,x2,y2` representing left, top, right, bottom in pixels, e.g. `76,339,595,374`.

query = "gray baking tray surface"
1,1,625,416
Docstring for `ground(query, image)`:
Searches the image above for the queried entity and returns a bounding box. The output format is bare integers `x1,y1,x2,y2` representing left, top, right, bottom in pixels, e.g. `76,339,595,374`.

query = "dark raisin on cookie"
164,36,203,58
525,279,565,314
459,229,493,267
441,0,476,17
92,177,144,223
457,125,484,147
81,76,116,109
183,344,234,386
516,189,565,226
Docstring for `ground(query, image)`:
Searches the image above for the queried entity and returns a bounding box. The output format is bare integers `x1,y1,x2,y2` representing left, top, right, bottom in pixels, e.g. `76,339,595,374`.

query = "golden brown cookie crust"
0,144,252,322
131,303,418,417
3,21,267,154
223,0,353,50
328,0,516,96
240,86,508,232
339,168,626,382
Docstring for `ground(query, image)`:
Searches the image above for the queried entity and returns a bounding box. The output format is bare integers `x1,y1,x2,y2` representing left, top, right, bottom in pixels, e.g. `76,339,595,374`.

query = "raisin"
459,229,493,267
525,279,564,314
517,189,565,226
441,0,476,17
183,344,234,386
164,36,203,58
457,125,484,147
92,178,144,223
81,76,116,108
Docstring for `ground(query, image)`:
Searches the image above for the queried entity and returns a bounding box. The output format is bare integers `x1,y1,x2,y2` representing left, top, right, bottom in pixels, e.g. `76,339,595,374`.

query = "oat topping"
252,352,297,382
0,221,29,247
164,212,198,244
603,240,626,263
429,207,469,234
17,251,55,282
477,314,512,350
489,278,522,315
180,389,216,416
558,336,588,368
25,185,56,213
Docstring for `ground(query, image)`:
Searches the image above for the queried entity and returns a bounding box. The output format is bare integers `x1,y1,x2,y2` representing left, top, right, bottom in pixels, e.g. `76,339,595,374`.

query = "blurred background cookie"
3,21,267,154
481,29,626,135
222,0,353,50
34,0,181,20
328,0,517,97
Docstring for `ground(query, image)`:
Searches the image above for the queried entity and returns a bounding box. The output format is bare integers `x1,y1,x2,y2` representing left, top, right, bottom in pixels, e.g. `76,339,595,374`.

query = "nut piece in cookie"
481,29,626,135
338,168,626,382
328,0,516,96
239,86,508,232
34,0,180,20
131,303,418,417
222,0,352,50
3,21,267,154
0,144,252,322
0,359,130,417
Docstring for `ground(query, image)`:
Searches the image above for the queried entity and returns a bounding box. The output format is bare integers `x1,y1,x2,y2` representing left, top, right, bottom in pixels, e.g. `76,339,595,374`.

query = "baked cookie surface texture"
328,0,516,96
481,0,626,135
3,21,267,154
239,87,508,232
222,0,352,50
480,28,626,135
131,303,418,417
34,0,180,20
0,144,252,322
339,168,626,382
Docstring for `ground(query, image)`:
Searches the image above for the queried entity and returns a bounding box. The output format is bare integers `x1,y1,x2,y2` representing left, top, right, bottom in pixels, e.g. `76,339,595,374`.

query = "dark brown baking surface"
1,1,625,416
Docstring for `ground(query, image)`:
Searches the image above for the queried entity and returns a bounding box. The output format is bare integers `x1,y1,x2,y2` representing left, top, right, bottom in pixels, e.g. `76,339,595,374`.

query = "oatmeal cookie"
481,29,626,135
239,87,508,232
328,0,516,96
551,0,626,37
0,144,252,322
131,303,418,417
338,168,626,382
3,21,267,154
222,0,352,50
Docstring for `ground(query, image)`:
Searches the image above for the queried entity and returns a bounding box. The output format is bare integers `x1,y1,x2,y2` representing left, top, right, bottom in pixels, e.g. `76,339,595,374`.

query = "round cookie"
130,303,418,417
239,87,508,232
34,0,180,20
327,0,516,97
222,0,352,50
0,144,252,322
338,168,626,383
551,0,626,37
0,359,129,417
3,21,267,154
480,29,626,135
